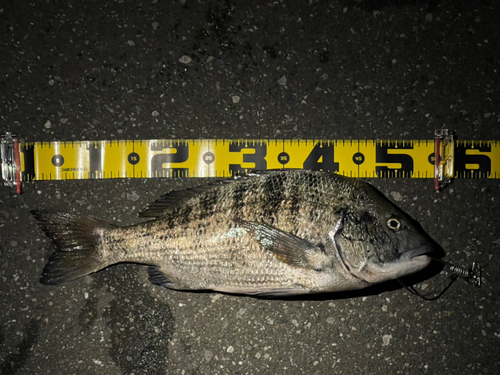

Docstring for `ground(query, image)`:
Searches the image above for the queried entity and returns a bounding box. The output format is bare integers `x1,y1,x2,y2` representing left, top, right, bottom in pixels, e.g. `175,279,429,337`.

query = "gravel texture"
1,1,499,374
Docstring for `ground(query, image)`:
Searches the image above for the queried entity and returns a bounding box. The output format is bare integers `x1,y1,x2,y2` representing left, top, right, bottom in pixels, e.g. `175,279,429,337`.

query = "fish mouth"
399,244,432,272
406,245,432,260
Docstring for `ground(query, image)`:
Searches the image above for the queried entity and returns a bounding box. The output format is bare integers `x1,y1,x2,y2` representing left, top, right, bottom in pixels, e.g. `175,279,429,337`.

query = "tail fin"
31,209,115,285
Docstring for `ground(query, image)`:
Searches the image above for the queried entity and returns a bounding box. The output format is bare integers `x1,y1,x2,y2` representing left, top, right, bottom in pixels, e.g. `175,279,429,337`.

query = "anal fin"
147,266,173,287
147,266,192,290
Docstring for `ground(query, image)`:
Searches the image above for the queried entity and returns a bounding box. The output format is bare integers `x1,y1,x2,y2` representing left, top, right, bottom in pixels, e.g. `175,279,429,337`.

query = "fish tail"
31,209,113,285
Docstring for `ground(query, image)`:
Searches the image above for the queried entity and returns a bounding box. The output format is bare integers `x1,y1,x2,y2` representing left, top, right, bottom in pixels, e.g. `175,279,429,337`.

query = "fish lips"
386,243,432,280
404,244,432,265
361,244,432,284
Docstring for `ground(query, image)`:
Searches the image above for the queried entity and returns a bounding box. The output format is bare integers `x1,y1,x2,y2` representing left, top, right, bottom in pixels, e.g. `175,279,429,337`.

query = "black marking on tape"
278,152,290,165
352,152,364,165
51,155,64,167
455,142,492,178
128,152,140,165
229,141,267,174
22,143,35,181
203,152,215,164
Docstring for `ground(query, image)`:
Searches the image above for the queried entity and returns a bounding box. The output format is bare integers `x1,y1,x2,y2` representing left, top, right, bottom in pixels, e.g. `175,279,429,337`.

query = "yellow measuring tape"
1,132,499,193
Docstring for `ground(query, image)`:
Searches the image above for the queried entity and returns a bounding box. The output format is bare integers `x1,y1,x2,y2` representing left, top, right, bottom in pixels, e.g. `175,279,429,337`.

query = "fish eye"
387,217,401,231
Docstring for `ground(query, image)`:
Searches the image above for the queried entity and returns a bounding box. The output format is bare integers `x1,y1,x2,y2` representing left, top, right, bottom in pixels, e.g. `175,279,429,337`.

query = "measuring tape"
1,131,499,194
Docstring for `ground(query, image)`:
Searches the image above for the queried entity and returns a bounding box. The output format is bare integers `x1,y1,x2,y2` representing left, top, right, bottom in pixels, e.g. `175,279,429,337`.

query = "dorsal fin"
139,185,220,217
139,171,292,218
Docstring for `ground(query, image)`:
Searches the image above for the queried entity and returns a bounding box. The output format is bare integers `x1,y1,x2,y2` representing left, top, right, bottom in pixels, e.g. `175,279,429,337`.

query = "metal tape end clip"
434,129,455,191
1,132,22,194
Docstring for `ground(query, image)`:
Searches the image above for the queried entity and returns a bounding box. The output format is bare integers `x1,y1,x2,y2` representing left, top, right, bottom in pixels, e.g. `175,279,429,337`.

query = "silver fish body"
32,170,432,297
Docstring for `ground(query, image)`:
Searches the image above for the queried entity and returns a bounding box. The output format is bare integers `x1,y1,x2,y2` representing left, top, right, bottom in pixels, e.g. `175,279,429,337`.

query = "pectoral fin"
234,218,327,271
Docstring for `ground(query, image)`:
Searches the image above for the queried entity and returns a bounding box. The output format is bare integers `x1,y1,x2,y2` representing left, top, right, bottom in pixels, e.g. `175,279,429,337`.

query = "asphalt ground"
1,1,499,374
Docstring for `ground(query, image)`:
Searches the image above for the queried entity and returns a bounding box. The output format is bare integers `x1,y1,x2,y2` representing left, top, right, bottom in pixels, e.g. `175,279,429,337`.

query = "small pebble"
391,191,403,201
382,334,392,346
44,121,51,129
236,308,247,318
232,95,240,104
179,55,192,64
277,76,287,86
151,110,159,117
204,349,213,362
127,40,135,46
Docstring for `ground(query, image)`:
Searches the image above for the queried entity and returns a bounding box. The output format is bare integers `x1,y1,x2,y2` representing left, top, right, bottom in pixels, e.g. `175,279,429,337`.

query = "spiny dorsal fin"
139,171,311,218
139,185,219,218
138,172,280,218
234,218,327,271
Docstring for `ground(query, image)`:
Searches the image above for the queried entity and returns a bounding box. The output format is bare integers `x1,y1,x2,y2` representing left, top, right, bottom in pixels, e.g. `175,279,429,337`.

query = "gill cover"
330,204,431,285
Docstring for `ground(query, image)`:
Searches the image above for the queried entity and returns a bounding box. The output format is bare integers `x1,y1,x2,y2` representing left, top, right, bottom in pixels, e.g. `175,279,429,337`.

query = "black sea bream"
32,170,432,297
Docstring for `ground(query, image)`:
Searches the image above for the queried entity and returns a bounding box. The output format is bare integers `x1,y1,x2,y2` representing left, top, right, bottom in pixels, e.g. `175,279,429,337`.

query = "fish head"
330,182,432,285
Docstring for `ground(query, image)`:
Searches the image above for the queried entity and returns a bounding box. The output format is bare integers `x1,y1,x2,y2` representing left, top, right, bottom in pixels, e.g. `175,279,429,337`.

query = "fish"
31,170,432,297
